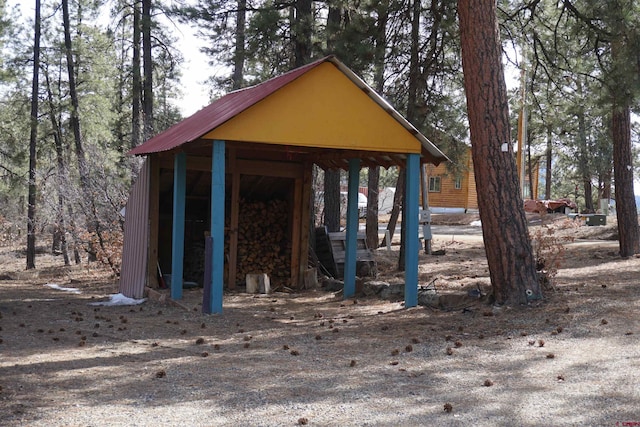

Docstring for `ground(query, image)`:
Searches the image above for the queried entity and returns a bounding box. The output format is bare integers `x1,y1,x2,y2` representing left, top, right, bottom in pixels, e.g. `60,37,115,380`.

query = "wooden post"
298,164,312,285
343,158,360,298
404,153,419,307
170,151,186,300
228,147,239,289
146,155,160,288
290,176,302,288
208,140,225,314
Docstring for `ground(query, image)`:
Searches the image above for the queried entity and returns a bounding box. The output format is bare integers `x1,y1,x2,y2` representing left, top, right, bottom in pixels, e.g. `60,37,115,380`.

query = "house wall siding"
426,148,478,211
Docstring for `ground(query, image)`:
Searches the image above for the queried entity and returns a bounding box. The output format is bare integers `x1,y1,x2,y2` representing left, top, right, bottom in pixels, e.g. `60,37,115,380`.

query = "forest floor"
1,213,639,426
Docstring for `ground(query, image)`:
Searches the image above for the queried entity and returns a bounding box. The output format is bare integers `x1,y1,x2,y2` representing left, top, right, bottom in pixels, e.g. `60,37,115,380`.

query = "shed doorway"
157,165,296,290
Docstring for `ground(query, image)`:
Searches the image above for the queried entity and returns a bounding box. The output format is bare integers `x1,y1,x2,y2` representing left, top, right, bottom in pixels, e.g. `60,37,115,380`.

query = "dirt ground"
1,214,639,426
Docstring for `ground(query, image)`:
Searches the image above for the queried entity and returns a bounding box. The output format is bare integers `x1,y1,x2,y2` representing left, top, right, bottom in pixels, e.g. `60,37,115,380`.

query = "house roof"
129,56,448,167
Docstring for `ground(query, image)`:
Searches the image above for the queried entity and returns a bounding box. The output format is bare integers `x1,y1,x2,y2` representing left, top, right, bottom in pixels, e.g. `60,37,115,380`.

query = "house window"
454,176,462,190
429,176,441,192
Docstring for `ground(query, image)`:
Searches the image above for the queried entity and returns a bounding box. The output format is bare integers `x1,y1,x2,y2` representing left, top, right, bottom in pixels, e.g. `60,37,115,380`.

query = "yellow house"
425,147,478,212
425,146,540,212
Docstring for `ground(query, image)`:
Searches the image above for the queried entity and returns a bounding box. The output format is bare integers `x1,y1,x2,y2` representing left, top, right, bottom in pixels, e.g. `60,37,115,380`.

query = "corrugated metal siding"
118,160,150,299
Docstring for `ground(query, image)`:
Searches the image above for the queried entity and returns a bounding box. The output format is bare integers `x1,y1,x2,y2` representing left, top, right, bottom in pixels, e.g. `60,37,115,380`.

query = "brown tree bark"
44,67,70,266
398,0,422,270
322,2,342,233
611,103,639,256
132,1,142,149
142,0,153,140
458,0,541,305
610,33,640,257
232,0,246,90
382,170,404,247
26,0,41,270
293,0,312,67
323,170,341,232
365,0,388,251
545,126,552,199
575,82,594,212
62,0,99,262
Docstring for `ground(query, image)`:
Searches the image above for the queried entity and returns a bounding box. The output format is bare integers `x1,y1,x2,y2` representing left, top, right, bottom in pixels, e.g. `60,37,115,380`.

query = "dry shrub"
0,216,19,247
529,215,576,291
81,229,123,275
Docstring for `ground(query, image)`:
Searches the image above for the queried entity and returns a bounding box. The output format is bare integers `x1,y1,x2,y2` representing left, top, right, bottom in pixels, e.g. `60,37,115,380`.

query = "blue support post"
343,158,360,298
171,151,186,300
404,153,420,307
202,236,213,314
208,140,226,314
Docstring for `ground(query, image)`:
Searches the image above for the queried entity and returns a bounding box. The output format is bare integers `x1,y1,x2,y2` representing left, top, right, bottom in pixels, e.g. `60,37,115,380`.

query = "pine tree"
458,0,542,305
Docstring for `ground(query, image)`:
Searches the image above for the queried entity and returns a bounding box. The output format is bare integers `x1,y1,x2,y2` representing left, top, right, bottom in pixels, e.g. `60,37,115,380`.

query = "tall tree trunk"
382,171,404,247
326,1,341,52
545,126,552,199
610,33,639,257
458,0,541,305
62,0,98,262
26,0,41,270
232,0,246,90
365,1,388,251
115,15,128,169
142,0,153,140
322,2,342,233
611,103,639,256
132,1,142,149
526,118,534,199
324,170,341,232
576,86,593,212
398,0,421,270
44,67,70,266
294,0,312,67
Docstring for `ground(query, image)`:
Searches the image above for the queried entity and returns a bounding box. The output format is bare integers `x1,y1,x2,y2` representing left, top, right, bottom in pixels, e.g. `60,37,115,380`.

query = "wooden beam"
158,155,212,172
228,147,240,289
343,158,360,298
170,151,186,300
236,159,304,178
299,163,312,285
290,176,302,288
404,153,420,307
147,155,160,288
208,140,226,314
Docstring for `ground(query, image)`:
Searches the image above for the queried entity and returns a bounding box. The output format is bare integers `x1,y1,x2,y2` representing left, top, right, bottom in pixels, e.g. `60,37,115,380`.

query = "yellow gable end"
204,62,421,153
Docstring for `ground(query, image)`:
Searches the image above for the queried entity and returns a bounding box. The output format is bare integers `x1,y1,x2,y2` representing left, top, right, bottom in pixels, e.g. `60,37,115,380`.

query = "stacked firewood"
227,198,291,287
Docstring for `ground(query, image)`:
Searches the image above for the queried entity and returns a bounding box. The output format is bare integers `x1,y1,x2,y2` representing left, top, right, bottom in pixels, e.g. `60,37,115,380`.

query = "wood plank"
228,147,239,289
147,156,160,288
171,152,187,300
158,155,212,172
298,164,312,284
290,176,302,288
237,159,303,178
